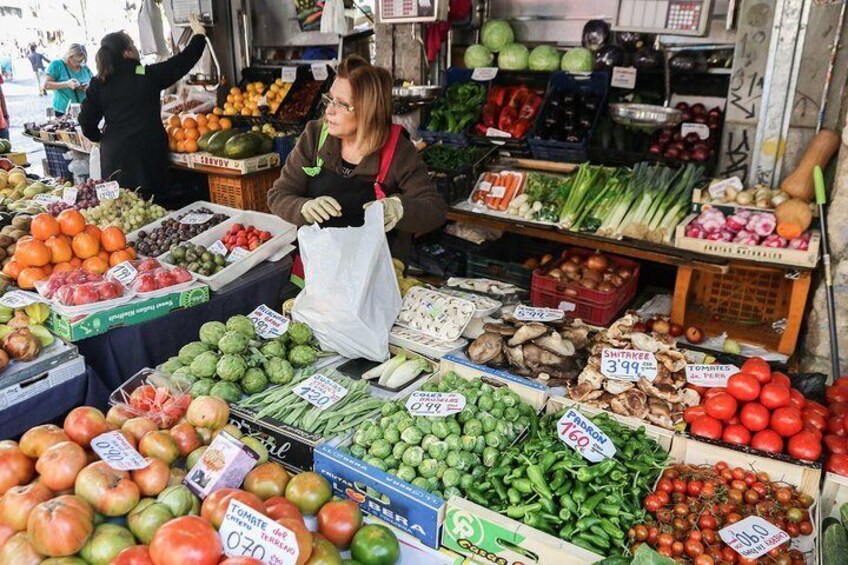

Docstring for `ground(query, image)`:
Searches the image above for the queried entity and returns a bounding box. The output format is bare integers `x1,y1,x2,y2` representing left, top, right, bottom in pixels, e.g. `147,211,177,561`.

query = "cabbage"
561,47,594,73
528,45,560,71
464,44,494,68
481,19,514,53
497,43,529,70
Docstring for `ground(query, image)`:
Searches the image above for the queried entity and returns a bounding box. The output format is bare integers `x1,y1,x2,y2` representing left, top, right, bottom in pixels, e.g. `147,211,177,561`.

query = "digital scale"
614,0,713,36
166,0,215,24
377,0,448,24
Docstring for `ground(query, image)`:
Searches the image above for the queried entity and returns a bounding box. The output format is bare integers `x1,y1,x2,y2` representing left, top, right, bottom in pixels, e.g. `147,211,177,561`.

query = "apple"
685,326,705,344
645,319,655,332
652,319,671,334
669,323,685,337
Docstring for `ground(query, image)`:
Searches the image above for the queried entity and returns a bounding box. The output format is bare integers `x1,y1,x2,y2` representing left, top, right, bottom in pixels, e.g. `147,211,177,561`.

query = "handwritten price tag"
708,176,743,200
208,240,228,256
485,127,511,138
489,184,506,199
557,301,577,312
0,290,45,309
682,122,710,140
281,67,298,83
62,186,78,204
719,516,789,559
95,181,119,200
311,63,328,81
247,304,289,339
513,304,564,322
34,194,61,205
219,499,300,564
91,431,149,471
685,364,739,388
406,391,466,417
180,212,214,225
475,181,492,194
471,67,498,81
106,261,138,285
226,246,251,264
600,348,658,382
293,374,348,410
557,408,616,462
611,66,637,89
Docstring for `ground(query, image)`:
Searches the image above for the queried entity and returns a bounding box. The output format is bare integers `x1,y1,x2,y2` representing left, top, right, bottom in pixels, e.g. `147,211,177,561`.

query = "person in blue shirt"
44,43,93,116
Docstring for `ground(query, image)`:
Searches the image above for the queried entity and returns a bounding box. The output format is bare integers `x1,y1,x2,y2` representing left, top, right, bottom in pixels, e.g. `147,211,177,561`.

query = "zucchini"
824,522,848,565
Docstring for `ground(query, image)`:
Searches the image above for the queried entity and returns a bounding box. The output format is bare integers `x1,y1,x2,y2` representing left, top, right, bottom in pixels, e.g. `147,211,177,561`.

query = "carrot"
497,173,520,210
473,172,496,203
484,173,501,207
490,172,513,210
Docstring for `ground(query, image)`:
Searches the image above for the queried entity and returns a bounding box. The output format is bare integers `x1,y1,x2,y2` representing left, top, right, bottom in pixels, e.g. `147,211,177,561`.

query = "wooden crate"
207,167,279,213
671,264,811,355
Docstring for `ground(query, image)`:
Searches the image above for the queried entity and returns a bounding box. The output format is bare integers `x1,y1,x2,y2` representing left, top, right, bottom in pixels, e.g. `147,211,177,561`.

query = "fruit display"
165,243,227,276
470,170,526,211
128,258,193,294
112,371,192,428
0,398,401,565
132,208,227,257
35,269,128,307
424,82,487,135
278,80,324,123
0,214,31,273
165,112,232,154
44,177,101,215
0,167,53,203
197,128,273,160
158,315,322,401
81,188,168,232
649,103,724,163
473,84,544,139
630,461,812,563
685,357,828,462
0,303,53,370
5,212,135,289
221,223,272,252
0,139,13,154
683,207,813,250
218,81,294,117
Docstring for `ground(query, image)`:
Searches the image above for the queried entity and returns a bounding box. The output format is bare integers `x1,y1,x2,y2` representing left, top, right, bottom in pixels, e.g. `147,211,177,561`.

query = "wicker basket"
207,168,279,213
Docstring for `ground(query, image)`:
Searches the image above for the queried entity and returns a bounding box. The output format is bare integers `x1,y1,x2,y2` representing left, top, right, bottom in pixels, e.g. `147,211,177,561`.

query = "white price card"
34,194,61,205
180,212,214,225
62,186,78,204
95,181,119,200
600,348,658,382
485,127,511,138
226,246,251,264
293,374,348,410
219,499,300,564
708,176,743,200
489,184,506,199
311,63,328,81
682,122,710,140
106,261,138,285
471,67,498,81
685,364,740,388
557,301,577,312
0,290,44,309
611,67,637,89
90,431,149,471
557,408,616,462
281,67,298,83
719,516,789,560
513,304,564,322
406,391,466,417
247,304,290,339
208,240,228,256
476,181,492,194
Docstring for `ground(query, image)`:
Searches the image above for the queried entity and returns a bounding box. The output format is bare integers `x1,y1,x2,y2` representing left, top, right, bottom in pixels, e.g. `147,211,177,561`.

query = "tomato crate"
207,167,280,213
530,248,640,326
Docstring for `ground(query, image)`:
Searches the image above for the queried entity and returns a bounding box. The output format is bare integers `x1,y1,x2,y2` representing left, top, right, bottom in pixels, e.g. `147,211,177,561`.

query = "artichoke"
287,322,313,346
288,344,317,368
226,315,256,338
216,353,247,382
218,331,249,355
199,321,227,346
264,357,294,385
190,350,221,378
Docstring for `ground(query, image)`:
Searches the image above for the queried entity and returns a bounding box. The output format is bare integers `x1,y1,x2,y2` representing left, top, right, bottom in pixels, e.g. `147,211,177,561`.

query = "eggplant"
582,19,610,52
669,52,696,72
616,31,647,52
595,45,625,70
633,48,662,70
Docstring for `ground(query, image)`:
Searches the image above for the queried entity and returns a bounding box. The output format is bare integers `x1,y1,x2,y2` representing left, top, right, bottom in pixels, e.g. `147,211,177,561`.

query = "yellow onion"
3,328,41,361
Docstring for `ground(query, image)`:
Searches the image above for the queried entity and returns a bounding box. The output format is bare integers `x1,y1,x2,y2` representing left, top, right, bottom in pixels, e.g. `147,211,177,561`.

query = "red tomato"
829,417,846,436
317,500,363,549
804,426,823,441
831,402,848,417
219,559,264,565
726,415,741,426
265,496,305,525
789,389,806,410
684,405,707,424
771,407,803,438
787,430,822,461
727,373,761,402
149,516,222,565
805,401,830,419
759,383,791,410
722,424,751,446
741,358,771,384
704,393,738,421
825,435,848,454
771,372,791,388
802,410,827,433
826,386,848,405
690,416,723,440
834,377,848,389
703,387,728,400
750,430,783,454
739,402,770,432
111,545,155,565
827,454,848,476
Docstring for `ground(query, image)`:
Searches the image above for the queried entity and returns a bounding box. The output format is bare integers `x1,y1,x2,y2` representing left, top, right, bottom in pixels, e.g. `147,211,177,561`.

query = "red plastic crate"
530,248,640,326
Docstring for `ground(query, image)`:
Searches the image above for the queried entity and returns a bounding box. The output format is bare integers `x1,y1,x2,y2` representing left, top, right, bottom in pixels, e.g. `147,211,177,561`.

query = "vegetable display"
649,103,723,163
475,85,544,139
699,181,790,209
683,207,812,251
535,90,599,144
819,376,848,476
133,208,227,258
425,82,487,135
540,249,636,294
420,144,489,171
278,80,323,123
470,171,526,211
363,352,431,389
823,502,848,565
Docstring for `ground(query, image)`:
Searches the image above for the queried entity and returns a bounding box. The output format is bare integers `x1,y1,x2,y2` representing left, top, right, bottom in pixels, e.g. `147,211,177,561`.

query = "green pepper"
490,466,510,478
465,487,488,506
600,519,625,541
523,513,553,534
506,503,541,520
580,492,605,517
511,478,533,494
507,488,521,505
550,470,566,491
597,503,620,517
576,458,616,483
559,493,577,514
556,478,573,496
540,451,558,473
576,532,610,551
575,517,600,532
491,477,508,502
571,536,602,554
572,482,587,504
539,495,556,515
559,523,575,540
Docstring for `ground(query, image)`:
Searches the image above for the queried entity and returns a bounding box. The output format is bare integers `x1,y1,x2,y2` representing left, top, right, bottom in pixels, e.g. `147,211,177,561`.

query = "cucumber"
824,522,848,565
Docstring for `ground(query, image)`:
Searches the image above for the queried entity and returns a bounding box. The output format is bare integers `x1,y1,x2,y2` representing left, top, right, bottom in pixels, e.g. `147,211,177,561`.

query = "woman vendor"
267,55,447,258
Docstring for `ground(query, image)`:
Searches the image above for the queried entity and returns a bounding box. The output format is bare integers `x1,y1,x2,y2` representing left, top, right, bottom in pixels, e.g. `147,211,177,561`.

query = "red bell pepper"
498,105,519,133
518,93,542,121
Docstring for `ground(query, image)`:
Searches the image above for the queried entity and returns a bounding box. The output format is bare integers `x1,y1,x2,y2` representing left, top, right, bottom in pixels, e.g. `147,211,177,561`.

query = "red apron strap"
373,124,403,200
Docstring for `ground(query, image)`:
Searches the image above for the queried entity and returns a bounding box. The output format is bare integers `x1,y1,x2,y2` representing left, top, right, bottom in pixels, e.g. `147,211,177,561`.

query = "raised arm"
146,34,207,91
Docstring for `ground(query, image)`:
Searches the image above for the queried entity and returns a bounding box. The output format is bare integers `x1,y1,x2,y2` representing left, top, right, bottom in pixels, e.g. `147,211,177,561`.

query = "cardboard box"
2,152,28,166
440,351,548,409
169,152,193,166
192,152,280,174
0,355,86,410
228,405,324,474
47,284,210,341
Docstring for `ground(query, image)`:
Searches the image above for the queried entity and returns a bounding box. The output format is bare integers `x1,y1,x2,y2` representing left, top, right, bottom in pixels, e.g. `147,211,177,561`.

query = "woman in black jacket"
80,16,207,197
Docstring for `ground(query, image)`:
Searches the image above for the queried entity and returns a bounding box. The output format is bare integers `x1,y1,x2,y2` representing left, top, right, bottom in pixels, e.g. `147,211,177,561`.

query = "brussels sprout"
482,446,499,467
426,477,439,492
260,340,286,359
427,440,449,461
443,468,461,488
226,315,256,338
264,357,294,385
190,351,221,378
411,477,429,490
210,381,241,403
490,406,504,419
190,378,215,397
396,465,416,483
369,439,392,459
287,322,313,345
218,331,249,355
392,441,410,460
401,446,424,467
436,460,448,480
477,394,494,412
460,452,478,469
159,356,184,375
353,429,369,448
178,341,210,365
445,434,462,452
199,321,227,346
447,420,462,436
480,414,498,434
383,456,399,470
463,418,483,436
444,486,462,499
415,418,432,435
240,368,268,394
381,403,399,417
446,451,463,469
364,425,383,443
474,436,486,454
430,419,450,439
363,456,387,471
484,432,501,448
400,426,423,445
460,435,476,451
396,418,414,433
382,427,400,444
217,354,247,382
350,444,367,459
459,473,475,490
288,345,317,368
470,466,486,479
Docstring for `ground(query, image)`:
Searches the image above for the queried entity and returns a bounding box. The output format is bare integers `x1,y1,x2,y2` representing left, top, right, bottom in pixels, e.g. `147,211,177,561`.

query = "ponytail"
95,32,131,81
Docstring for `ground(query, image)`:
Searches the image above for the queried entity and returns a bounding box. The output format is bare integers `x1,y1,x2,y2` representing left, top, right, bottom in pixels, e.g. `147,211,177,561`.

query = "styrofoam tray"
49,288,137,317
134,277,199,299
395,287,476,342
125,200,239,250
389,325,468,360
436,287,502,318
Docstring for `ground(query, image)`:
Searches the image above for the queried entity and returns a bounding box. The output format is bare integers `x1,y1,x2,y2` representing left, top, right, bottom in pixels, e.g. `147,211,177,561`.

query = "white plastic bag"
88,145,101,180
292,203,401,361
320,0,347,35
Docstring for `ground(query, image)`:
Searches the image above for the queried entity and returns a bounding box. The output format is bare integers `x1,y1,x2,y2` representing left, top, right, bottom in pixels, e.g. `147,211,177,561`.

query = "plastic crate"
530,248,640,326
44,144,72,179
274,65,334,127
422,144,495,204
465,236,561,289
529,71,609,163
418,68,491,147
208,167,280,213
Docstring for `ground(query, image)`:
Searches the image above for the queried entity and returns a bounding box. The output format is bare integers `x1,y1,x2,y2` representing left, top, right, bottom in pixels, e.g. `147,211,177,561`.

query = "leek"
363,352,405,381
383,358,430,389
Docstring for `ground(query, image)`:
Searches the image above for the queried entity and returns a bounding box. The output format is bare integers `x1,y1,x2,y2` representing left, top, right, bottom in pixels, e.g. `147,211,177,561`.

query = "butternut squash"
780,129,841,201
775,197,813,240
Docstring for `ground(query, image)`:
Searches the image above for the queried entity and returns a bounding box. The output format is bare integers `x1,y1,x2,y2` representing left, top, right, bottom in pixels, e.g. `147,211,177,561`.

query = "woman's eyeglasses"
321,93,354,113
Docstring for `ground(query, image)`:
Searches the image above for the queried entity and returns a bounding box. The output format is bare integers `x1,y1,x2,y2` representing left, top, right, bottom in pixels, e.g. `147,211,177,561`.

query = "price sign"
281,67,298,83
682,122,710,140
556,408,616,462
226,246,251,264
311,63,328,81
293,374,348,410
600,348,658,382
406,391,466,417
258,94,268,107
180,212,214,225
557,301,577,312
719,516,789,559
489,184,506,199
485,127,511,138
513,304,564,322
611,67,637,89
0,290,44,309
475,181,492,194
34,194,61,205
471,67,498,81
208,240,228,256
219,499,300,564
106,261,138,285
247,304,290,339
708,176,743,200
685,364,739,388
90,431,149,471
95,181,119,200
62,186,78,204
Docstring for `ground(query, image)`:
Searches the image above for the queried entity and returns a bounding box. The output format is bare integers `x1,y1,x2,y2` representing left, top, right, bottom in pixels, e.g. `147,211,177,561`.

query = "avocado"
223,133,262,160
207,129,242,156
197,131,216,152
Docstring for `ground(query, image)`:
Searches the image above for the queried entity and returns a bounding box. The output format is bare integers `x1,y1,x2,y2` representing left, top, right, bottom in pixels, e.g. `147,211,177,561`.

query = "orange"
97,250,109,263
229,86,240,95
52,261,75,274
197,126,209,136
15,239,52,268
42,263,52,276
109,249,133,267
182,117,197,129
240,107,252,116
207,113,220,123
70,257,82,267
184,139,198,153
44,236,72,263
31,213,61,240
176,141,186,153
101,226,126,252
212,107,223,116
58,209,86,236
184,128,200,141
2,260,22,280
72,232,100,259
226,94,235,104
81,256,109,275
219,118,232,130
125,247,137,259
196,114,208,127
207,122,220,131
168,115,181,128
17,267,47,290
85,224,102,243
173,128,186,141
169,139,178,152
